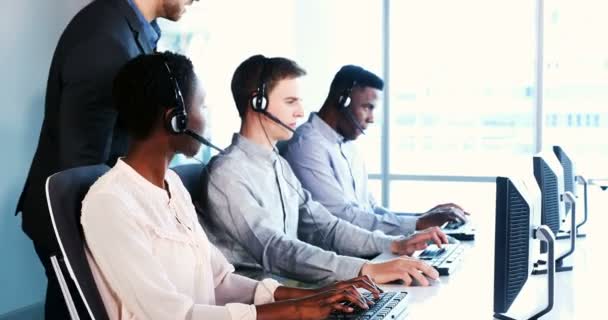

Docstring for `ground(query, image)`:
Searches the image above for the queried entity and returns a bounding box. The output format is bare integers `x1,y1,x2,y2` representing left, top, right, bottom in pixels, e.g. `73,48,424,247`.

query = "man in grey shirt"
282,65,468,237
201,55,446,287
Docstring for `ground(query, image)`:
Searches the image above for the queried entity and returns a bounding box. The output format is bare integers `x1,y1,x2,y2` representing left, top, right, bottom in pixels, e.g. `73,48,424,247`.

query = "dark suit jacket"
17,0,156,253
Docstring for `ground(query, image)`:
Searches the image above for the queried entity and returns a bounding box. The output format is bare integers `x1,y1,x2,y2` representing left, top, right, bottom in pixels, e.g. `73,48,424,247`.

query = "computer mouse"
412,275,440,287
388,275,440,287
425,235,459,247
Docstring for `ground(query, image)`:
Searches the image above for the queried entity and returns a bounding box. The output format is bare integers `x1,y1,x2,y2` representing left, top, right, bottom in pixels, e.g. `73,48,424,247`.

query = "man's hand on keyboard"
360,256,439,286
391,226,449,255
416,203,470,230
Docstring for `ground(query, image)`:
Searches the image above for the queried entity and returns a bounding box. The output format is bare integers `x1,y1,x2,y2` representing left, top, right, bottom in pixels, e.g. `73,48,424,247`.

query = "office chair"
46,164,111,320
172,164,204,201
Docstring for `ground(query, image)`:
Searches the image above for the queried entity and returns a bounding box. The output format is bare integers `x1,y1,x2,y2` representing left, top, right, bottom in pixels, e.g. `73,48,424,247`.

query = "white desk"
372,192,606,319
589,178,608,190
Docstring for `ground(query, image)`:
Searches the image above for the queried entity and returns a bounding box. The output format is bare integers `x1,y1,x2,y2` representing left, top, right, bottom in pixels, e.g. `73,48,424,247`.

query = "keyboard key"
327,292,408,319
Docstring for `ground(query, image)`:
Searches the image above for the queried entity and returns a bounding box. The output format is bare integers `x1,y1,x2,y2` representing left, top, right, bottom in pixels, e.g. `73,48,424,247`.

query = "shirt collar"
115,158,169,202
309,112,345,144
126,0,161,49
231,133,278,164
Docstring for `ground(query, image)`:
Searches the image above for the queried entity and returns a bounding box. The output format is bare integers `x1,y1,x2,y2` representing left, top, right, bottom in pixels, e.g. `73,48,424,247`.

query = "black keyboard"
417,244,465,276
327,291,409,319
444,220,464,229
442,221,475,241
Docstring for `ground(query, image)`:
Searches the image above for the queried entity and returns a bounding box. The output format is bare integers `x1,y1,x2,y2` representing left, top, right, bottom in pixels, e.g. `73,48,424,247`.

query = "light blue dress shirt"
282,113,417,236
127,0,161,49
201,134,399,284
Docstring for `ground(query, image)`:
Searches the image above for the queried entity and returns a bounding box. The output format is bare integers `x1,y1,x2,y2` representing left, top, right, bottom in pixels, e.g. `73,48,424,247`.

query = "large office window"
543,0,608,177
157,1,605,211
389,181,494,214
385,0,537,209
388,0,537,177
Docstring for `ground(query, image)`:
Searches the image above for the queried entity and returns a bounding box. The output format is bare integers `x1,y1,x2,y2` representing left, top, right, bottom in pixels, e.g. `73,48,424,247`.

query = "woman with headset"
80,52,380,320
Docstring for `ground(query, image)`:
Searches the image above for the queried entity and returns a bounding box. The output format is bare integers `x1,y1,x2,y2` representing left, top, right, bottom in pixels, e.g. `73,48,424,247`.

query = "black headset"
250,57,270,113
337,80,356,109
163,60,188,134
337,79,367,135
247,56,297,134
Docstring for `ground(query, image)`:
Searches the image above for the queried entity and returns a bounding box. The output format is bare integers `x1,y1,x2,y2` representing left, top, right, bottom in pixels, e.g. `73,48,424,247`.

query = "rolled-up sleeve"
284,137,416,236
82,193,258,320
205,171,368,283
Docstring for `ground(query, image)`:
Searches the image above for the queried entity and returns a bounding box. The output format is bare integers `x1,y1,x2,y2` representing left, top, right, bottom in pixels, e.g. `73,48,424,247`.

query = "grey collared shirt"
201,134,398,284
282,113,417,236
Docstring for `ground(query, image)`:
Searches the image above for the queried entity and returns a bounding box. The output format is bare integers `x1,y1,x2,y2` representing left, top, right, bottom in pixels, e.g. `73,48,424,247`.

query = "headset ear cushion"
165,109,178,134
250,94,259,111
258,95,268,111
338,94,351,108
251,92,268,112
166,108,187,134
175,113,187,133
343,96,351,108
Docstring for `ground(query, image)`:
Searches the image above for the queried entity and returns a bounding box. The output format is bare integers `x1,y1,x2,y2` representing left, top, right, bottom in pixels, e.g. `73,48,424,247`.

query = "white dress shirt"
82,159,280,320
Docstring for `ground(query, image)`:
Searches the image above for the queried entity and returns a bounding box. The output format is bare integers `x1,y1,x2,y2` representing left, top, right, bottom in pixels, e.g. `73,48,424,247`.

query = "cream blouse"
81,159,280,320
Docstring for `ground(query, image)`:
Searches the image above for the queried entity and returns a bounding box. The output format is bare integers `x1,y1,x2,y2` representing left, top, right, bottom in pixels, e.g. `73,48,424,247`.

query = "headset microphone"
160,57,223,154
185,129,224,153
338,80,366,135
343,107,366,135
262,111,296,134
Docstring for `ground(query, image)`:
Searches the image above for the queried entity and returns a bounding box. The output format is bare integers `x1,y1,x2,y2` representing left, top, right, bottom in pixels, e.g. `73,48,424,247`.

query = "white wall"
0,0,90,315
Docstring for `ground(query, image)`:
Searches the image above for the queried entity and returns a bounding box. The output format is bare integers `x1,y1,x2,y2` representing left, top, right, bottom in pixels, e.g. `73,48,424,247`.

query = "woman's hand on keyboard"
273,275,381,301
391,226,449,255
360,256,439,286
257,285,371,320
320,275,382,299
297,286,370,318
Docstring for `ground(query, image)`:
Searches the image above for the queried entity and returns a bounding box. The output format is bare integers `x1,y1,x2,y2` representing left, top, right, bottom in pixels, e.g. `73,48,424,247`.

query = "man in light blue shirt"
282,65,468,237
201,55,446,286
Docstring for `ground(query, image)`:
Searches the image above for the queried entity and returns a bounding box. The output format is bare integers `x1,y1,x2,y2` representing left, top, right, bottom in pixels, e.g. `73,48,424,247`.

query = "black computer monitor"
494,176,554,319
533,154,577,274
494,176,538,314
532,154,565,237
553,146,575,214
553,145,589,238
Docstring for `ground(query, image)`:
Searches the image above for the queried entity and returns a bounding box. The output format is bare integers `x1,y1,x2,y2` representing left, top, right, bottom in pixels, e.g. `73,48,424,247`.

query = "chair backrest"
172,163,204,204
46,164,111,320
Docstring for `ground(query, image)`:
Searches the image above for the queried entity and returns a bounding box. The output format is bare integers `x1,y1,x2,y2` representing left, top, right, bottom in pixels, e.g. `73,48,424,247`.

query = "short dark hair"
329,65,384,97
231,54,306,118
112,51,196,140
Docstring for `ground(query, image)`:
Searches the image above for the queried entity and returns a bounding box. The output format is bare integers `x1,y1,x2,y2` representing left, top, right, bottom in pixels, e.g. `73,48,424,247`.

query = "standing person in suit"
16,0,198,318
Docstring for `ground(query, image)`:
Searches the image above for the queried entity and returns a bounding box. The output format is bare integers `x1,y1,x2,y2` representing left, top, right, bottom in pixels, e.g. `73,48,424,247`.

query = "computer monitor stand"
556,176,589,239
494,225,555,320
575,175,588,238
555,230,570,240
533,192,576,275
